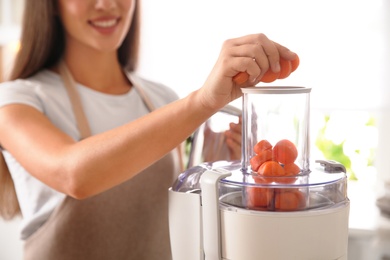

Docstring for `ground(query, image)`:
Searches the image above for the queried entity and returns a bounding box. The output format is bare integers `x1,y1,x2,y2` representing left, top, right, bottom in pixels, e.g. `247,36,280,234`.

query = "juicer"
168,87,350,260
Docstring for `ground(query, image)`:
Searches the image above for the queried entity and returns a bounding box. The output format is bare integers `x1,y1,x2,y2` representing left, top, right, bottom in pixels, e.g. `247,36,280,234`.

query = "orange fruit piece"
253,174,268,184
275,189,305,211
232,71,249,85
283,163,301,176
278,58,292,79
272,139,298,165
253,139,272,154
277,176,298,185
246,187,273,208
276,163,300,184
260,68,280,83
253,175,276,184
291,55,300,72
258,161,285,176
250,149,273,172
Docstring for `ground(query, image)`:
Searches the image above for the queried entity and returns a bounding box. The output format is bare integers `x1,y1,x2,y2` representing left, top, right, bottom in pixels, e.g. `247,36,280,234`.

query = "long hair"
1,0,141,220
10,0,140,80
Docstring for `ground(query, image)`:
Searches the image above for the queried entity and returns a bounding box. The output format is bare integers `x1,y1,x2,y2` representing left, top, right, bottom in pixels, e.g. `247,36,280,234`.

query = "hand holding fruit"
200,33,297,111
233,55,300,84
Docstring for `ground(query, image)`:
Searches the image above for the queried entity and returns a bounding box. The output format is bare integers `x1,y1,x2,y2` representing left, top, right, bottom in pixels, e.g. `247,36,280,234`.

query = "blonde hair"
1,0,141,220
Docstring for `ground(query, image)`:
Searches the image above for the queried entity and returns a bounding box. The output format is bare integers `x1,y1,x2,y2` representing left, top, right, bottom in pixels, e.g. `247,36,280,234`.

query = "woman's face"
58,0,135,54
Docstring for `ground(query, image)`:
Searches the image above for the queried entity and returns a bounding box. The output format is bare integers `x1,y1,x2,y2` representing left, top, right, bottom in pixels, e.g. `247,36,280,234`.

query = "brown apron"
24,62,180,260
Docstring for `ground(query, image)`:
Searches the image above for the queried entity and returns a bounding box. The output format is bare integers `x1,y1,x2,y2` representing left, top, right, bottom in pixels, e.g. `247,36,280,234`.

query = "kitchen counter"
348,180,390,260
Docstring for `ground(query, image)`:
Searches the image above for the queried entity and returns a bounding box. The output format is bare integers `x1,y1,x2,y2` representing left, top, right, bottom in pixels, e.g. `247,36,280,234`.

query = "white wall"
137,0,385,110
375,0,390,186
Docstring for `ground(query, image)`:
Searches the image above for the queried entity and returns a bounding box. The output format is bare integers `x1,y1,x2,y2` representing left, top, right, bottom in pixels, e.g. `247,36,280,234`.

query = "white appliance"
169,87,350,260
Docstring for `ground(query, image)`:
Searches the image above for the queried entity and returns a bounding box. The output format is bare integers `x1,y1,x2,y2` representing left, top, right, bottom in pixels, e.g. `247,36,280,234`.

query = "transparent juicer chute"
241,87,311,174
227,86,314,212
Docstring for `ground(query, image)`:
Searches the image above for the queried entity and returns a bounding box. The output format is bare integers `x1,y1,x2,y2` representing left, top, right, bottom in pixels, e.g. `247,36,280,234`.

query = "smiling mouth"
90,19,119,28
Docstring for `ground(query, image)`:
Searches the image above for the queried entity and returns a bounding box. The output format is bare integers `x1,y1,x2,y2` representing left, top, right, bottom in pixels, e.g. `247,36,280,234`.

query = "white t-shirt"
0,69,179,240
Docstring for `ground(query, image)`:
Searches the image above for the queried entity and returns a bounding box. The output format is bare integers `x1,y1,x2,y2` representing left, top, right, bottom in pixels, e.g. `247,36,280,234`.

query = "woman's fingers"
226,34,297,85
230,55,262,84
274,42,298,61
199,33,297,111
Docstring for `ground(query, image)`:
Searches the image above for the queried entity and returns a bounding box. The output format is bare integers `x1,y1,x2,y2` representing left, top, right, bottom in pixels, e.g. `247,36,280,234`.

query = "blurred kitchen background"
1,0,389,259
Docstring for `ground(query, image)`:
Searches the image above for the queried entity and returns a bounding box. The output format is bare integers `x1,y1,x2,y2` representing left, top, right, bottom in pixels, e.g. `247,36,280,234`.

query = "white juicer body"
169,165,349,260
169,87,349,259
220,201,349,260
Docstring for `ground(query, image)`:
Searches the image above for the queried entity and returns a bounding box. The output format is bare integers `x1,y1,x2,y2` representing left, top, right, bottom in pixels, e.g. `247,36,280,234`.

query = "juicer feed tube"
241,87,312,176
241,87,312,211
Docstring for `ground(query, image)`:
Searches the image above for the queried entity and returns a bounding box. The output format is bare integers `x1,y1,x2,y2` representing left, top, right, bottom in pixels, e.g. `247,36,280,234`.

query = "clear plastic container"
240,86,312,210
241,87,311,174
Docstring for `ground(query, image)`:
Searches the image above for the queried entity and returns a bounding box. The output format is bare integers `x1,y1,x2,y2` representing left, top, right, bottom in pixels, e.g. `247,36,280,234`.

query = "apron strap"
132,80,156,111
58,61,92,139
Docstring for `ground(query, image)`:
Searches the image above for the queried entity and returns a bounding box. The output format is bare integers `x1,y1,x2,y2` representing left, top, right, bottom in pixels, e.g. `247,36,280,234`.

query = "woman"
0,0,298,259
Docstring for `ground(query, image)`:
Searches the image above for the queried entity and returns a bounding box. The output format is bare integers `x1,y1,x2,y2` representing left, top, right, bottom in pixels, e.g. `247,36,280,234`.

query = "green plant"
315,113,377,181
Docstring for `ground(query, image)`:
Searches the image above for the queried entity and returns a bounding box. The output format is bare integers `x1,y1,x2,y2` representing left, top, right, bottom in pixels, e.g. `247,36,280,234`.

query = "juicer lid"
171,160,348,212
172,160,346,192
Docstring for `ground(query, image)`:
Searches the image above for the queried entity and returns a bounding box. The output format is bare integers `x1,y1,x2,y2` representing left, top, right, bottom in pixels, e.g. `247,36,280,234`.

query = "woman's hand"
199,33,297,111
224,116,242,160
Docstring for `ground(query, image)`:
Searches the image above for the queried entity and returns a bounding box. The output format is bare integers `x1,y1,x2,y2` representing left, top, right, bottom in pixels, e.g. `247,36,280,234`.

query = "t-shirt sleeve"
0,80,43,112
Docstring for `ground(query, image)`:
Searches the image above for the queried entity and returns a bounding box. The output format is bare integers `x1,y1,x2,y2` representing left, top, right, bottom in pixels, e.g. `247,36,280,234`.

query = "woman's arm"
0,90,211,199
0,33,297,199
